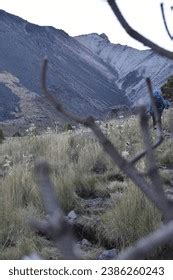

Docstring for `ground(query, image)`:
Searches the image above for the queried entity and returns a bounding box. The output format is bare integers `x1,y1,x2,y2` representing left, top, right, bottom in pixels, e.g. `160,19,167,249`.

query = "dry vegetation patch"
0,110,172,259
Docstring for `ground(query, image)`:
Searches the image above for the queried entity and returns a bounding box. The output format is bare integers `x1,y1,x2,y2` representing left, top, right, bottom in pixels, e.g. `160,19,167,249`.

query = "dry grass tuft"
0,110,172,258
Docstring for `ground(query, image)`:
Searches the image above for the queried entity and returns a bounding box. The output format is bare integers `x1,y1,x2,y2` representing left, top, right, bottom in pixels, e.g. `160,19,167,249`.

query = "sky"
0,0,173,50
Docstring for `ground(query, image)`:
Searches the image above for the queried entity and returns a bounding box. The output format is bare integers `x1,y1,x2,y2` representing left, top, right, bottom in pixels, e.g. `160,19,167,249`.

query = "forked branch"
41,58,173,222
130,78,163,165
161,3,173,40
38,57,173,259
31,161,80,260
107,0,173,60
117,220,173,259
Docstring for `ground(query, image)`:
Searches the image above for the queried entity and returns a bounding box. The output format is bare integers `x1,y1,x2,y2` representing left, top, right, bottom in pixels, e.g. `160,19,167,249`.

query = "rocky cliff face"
0,10,129,128
75,33,173,104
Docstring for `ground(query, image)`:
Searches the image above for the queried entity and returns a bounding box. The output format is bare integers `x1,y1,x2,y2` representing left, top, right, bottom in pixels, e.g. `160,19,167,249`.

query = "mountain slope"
0,71,68,135
75,33,173,104
0,10,129,127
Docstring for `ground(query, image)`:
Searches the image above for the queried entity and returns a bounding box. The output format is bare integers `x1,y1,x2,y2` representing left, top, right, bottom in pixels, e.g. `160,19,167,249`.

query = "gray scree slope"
0,10,129,125
75,33,173,104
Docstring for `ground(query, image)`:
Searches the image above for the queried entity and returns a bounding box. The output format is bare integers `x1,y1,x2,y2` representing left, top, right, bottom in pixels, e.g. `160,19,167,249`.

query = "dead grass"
0,110,172,259
99,182,162,249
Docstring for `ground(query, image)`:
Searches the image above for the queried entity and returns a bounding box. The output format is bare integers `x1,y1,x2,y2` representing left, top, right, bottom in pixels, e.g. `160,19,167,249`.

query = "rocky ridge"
0,10,128,131
75,33,173,104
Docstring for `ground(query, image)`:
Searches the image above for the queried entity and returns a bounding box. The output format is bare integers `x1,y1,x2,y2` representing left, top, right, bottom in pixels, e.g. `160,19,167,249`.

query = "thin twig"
107,0,173,60
130,137,163,164
160,3,173,40
139,107,165,196
146,78,162,133
32,161,80,260
117,220,173,259
41,58,173,221
130,78,163,165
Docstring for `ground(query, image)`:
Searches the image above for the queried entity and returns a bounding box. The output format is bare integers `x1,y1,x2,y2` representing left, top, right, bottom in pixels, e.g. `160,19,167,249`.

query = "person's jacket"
149,90,170,114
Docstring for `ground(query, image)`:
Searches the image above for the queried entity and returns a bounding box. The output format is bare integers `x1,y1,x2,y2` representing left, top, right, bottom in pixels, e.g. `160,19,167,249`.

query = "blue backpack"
149,90,170,114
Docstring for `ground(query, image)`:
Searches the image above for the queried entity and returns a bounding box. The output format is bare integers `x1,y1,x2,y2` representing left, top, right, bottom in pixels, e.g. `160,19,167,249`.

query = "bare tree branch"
130,78,164,165
24,0,173,261
41,58,173,222
31,161,80,260
107,0,173,60
38,57,173,260
139,107,165,196
117,220,173,259
161,3,173,40
130,137,163,164
146,78,162,133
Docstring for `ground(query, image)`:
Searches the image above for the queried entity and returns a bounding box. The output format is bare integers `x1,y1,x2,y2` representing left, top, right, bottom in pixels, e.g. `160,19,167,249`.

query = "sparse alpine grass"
0,110,172,259
98,182,161,249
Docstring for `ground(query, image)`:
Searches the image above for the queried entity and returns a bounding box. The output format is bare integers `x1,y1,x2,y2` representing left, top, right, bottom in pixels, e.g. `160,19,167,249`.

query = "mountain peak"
0,9,26,25
0,9,8,15
99,33,110,42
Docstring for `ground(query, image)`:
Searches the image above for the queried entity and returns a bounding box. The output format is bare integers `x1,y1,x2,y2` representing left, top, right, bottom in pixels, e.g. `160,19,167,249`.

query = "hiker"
149,89,170,128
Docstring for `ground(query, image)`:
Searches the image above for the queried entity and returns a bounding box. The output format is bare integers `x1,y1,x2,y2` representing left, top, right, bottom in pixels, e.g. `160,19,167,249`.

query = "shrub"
63,123,73,131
